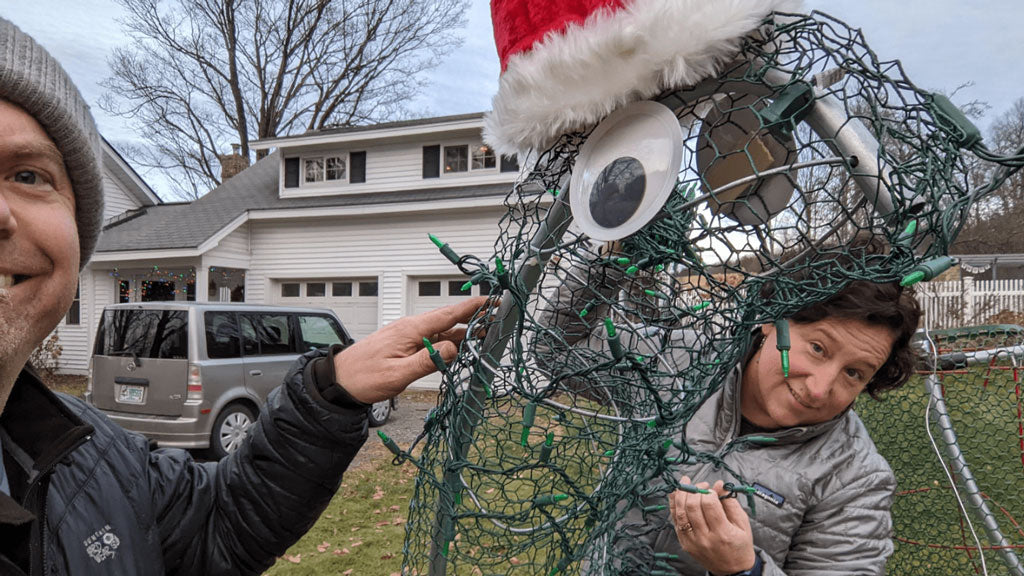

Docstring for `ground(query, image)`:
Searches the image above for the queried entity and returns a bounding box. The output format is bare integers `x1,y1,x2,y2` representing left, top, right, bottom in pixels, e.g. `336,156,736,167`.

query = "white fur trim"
484,0,804,156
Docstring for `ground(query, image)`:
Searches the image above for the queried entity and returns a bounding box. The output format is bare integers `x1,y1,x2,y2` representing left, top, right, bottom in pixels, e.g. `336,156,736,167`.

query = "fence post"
964,276,975,325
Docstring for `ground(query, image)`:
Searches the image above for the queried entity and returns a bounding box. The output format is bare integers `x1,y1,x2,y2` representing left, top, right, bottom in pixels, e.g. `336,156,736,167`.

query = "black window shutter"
284,157,300,188
423,145,440,179
500,154,520,173
350,151,366,183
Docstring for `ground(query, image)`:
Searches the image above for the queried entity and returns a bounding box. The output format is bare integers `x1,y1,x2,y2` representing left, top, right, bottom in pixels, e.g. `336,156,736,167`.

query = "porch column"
196,260,209,302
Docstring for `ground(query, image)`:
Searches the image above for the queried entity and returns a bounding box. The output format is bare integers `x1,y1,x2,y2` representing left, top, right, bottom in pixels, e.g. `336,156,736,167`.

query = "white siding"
204,222,251,269
280,135,518,198
102,172,145,221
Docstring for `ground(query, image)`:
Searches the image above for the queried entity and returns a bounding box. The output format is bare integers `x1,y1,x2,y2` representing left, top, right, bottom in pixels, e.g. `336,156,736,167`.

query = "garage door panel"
273,278,379,340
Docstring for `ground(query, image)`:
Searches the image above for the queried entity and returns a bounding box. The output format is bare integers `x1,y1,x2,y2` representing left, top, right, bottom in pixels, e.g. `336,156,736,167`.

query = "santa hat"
484,0,804,156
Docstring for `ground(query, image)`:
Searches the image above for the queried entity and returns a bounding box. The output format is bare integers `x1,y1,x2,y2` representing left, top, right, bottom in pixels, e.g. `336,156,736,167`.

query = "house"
59,113,518,389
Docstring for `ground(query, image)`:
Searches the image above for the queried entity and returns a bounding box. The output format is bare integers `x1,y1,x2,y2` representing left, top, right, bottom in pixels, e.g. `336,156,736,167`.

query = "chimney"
218,143,251,181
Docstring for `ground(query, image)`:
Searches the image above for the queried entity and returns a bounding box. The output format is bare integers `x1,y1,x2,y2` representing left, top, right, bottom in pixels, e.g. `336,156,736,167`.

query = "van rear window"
95,309,188,359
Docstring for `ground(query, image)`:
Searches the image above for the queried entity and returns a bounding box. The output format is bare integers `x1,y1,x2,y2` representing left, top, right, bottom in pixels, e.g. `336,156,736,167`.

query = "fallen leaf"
510,557,520,565
376,521,390,527
381,552,395,560
317,542,330,553
372,486,385,500
352,541,363,547
351,527,361,532
343,570,353,575
393,517,406,525
285,554,301,564
389,505,400,512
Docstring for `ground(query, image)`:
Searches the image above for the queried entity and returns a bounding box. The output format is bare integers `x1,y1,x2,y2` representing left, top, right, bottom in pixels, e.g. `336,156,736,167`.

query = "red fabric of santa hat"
484,0,804,156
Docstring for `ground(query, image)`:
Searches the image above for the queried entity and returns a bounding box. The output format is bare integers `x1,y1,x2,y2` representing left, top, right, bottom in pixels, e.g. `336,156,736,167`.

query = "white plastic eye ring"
569,100,684,241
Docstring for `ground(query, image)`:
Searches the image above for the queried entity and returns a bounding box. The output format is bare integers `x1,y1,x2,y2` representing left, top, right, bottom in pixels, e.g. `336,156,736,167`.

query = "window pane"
65,282,81,324
326,156,346,180
359,281,378,297
249,313,292,355
307,282,326,297
444,145,468,173
418,281,441,297
281,283,300,297
299,315,343,350
95,310,188,359
304,158,324,182
472,145,496,170
448,280,473,296
205,312,240,359
332,282,352,296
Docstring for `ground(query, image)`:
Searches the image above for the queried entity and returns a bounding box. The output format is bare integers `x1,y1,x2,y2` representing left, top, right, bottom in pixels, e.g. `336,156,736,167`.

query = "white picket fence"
915,277,1024,329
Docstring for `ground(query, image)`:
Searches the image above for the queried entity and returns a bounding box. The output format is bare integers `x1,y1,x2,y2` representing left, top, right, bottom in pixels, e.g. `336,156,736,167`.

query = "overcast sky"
5,1,1022,198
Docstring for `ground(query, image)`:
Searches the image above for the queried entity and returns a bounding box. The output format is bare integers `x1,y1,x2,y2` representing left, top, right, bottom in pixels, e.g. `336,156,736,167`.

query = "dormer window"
444,145,469,173
472,145,496,170
285,152,365,188
304,158,325,182
305,155,347,183
424,143,513,179
326,157,346,180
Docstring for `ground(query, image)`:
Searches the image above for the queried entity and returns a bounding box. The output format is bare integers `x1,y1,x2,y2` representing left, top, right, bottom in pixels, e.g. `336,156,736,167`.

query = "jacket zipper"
23,435,90,576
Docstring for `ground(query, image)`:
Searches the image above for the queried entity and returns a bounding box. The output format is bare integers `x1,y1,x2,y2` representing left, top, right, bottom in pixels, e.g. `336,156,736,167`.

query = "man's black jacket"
0,347,368,575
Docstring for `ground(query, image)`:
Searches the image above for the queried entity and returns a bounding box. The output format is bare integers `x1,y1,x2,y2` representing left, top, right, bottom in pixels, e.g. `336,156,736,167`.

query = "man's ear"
760,323,775,338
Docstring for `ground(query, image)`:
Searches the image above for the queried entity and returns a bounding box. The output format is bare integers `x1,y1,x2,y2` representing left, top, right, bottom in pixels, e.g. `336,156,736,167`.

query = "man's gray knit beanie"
0,17,104,268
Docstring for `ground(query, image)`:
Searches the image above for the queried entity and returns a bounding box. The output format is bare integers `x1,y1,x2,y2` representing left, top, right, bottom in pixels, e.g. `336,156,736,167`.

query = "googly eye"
696,93,798,226
569,101,684,241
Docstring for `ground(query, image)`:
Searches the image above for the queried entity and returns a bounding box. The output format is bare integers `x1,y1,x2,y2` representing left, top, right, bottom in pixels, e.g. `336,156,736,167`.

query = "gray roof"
95,151,509,253
252,112,485,145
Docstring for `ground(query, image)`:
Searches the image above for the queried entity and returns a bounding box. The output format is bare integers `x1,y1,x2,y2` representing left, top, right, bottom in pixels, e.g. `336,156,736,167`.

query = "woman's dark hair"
789,280,922,399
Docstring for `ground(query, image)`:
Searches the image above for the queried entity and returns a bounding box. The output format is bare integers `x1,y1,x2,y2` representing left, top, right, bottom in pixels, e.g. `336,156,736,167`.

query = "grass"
857,369,1024,575
263,451,416,576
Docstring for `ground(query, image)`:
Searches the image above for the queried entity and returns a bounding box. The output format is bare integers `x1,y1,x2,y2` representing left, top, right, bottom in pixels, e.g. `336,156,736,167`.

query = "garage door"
275,279,379,340
410,277,482,389
411,277,482,316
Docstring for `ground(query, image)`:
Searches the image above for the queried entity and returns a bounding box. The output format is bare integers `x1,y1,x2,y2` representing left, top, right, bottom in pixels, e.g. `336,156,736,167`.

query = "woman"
536,243,922,575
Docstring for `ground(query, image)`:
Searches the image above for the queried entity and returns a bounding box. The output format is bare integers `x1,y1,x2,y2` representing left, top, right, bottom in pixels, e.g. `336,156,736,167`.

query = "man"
0,18,484,575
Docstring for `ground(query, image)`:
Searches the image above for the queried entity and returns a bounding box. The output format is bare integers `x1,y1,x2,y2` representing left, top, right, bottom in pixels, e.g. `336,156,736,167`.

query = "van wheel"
210,403,256,460
368,400,391,427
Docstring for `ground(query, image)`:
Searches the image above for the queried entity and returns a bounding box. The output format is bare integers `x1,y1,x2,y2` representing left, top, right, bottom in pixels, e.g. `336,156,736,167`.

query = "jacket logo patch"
83,524,120,563
752,483,785,508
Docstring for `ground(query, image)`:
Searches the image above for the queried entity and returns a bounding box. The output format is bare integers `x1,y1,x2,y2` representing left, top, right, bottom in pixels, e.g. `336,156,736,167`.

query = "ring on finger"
678,522,694,534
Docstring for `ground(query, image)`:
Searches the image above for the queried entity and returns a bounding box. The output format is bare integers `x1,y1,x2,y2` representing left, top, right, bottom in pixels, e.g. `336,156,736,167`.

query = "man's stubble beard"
0,288,32,401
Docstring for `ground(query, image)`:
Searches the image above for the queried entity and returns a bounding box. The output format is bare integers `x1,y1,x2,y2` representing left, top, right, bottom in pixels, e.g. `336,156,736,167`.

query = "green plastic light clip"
423,337,447,373
774,319,791,378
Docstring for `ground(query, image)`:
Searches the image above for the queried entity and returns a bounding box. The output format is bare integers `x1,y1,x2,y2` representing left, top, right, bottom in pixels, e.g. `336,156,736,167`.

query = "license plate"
117,384,145,404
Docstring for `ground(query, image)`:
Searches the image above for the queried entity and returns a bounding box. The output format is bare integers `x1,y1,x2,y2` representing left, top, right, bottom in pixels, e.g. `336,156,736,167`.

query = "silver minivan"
86,302,394,459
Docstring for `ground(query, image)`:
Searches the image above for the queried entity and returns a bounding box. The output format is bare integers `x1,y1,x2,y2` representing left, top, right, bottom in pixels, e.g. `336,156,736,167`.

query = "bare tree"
954,97,1024,254
102,0,469,199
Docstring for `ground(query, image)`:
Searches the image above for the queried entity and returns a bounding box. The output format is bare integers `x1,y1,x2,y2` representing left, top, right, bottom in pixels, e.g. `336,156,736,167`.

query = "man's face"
0,99,79,382
741,316,896,429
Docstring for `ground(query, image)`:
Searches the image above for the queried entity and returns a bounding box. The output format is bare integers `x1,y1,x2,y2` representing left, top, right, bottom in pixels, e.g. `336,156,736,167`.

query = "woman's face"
741,317,897,429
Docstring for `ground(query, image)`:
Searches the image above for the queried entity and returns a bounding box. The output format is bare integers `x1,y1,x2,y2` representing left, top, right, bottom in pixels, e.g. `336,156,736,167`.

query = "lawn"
857,368,1024,576
263,451,416,576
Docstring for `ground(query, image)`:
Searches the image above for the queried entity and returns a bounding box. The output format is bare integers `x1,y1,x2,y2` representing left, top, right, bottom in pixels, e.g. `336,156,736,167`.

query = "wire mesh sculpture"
380,10,1024,575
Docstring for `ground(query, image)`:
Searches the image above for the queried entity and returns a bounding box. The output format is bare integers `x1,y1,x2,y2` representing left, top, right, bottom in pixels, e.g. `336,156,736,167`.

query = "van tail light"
186,364,203,404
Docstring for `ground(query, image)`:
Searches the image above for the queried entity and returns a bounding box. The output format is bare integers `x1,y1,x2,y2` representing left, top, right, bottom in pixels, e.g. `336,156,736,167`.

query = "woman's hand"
669,476,756,576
